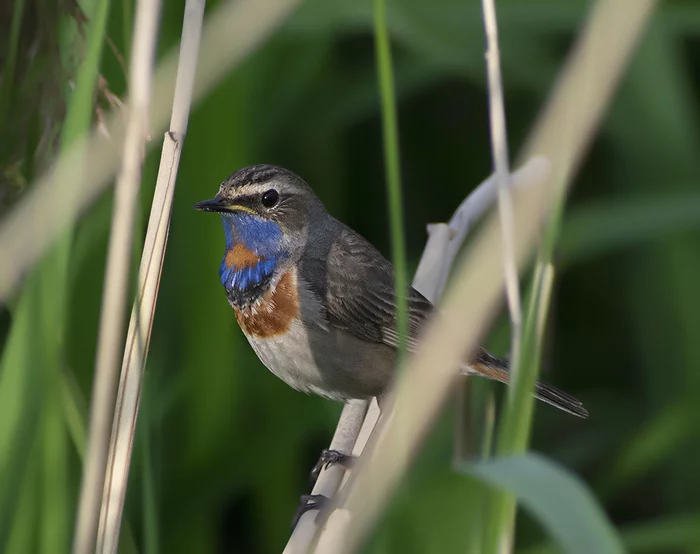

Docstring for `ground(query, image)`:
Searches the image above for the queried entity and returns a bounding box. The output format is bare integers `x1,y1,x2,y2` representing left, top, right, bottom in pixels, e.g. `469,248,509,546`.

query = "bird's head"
195,164,322,293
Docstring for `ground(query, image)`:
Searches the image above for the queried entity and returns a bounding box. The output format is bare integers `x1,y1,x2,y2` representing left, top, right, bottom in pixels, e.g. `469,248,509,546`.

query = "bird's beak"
194,196,258,215
193,197,229,213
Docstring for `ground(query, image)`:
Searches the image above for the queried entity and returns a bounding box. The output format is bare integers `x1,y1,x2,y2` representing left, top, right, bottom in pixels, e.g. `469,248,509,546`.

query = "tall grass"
2,1,700,553
0,1,110,552
374,0,408,360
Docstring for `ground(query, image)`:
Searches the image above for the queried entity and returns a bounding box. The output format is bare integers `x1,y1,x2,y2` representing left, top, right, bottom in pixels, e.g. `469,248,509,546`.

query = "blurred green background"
2,0,700,552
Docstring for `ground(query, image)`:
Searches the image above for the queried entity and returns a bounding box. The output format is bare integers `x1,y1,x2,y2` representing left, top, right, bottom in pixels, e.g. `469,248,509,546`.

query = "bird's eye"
261,189,279,208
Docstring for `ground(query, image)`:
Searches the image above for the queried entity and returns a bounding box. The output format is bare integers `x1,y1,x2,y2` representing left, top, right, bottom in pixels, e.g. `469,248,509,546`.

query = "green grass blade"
374,0,408,359
462,453,624,554
0,0,112,550
62,0,113,147
41,377,71,554
483,264,553,551
0,275,46,548
123,0,133,61
5,445,40,554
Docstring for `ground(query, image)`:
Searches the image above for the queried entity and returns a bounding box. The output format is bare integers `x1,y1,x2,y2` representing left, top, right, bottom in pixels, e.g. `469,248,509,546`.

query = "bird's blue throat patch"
219,213,287,300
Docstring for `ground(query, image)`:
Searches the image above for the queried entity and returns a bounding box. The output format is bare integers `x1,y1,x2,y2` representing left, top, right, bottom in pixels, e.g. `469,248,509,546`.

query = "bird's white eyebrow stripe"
224,182,275,197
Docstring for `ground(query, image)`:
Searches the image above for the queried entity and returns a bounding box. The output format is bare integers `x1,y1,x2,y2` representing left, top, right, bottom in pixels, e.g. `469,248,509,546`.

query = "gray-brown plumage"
195,164,588,418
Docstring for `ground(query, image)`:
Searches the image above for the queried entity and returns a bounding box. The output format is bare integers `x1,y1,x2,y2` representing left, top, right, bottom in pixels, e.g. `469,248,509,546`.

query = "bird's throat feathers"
219,213,287,301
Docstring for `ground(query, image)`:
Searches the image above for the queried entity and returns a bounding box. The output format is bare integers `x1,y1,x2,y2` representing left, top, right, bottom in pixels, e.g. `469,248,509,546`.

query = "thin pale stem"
283,400,370,554
481,0,522,377
480,0,522,550
73,1,163,553
96,1,205,552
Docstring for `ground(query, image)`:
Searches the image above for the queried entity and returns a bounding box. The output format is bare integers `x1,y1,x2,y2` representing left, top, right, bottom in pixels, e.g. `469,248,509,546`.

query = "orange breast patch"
234,270,299,338
225,242,261,269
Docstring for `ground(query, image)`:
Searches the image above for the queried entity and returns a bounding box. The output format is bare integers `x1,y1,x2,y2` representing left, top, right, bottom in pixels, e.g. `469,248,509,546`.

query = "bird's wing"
322,227,432,349
315,226,589,418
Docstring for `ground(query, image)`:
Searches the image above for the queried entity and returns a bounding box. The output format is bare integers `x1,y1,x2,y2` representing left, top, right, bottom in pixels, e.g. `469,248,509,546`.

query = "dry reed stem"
283,158,549,554
351,399,382,460
0,0,301,304
283,400,370,554
481,1,521,549
320,1,656,552
481,0,522,376
73,1,163,552
95,1,205,552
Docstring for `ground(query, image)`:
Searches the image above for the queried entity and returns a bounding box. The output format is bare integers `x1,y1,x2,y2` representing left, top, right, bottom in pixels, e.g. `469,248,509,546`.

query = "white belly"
245,316,395,401
246,318,339,399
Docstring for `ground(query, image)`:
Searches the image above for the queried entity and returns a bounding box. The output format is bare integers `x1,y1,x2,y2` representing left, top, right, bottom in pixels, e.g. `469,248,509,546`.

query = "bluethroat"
194,164,588,418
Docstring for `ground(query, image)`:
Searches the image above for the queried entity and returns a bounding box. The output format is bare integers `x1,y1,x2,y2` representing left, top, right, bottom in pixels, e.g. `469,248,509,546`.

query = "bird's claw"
292,494,328,528
310,449,356,484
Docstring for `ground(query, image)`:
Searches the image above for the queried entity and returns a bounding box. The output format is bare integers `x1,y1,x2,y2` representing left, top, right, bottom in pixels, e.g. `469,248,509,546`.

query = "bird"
194,164,588,420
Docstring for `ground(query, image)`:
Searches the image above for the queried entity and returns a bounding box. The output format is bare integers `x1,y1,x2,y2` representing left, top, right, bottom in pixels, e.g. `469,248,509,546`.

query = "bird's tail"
463,350,588,419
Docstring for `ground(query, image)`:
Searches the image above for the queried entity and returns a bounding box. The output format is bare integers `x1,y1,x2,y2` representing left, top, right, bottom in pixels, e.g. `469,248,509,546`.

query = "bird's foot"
310,449,356,484
292,494,328,528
